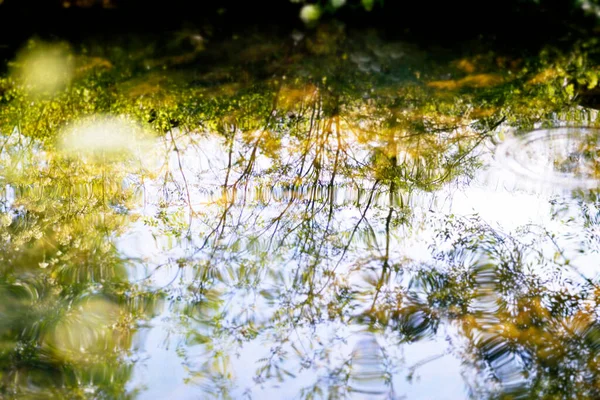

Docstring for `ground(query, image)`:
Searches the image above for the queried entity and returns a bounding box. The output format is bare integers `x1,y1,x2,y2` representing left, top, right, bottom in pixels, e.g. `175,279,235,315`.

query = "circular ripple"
495,127,600,189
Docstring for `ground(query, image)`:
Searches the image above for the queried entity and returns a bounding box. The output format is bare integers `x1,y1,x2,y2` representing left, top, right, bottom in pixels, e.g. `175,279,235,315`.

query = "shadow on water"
1,22,600,399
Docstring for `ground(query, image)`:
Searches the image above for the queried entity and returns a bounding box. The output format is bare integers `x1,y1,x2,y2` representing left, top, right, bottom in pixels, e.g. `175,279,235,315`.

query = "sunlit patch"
427,73,504,90
45,296,122,363
0,213,12,228
469,107,498,118
122,73,166,98
12,41,74,97
238,43,282,62
278,84,318,110
527,67,561,85
75,56,113,77
58,115,157,168
456,58,477,74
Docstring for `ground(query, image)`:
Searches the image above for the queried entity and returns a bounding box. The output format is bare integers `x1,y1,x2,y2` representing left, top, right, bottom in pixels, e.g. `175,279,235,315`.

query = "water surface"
1,28,600,399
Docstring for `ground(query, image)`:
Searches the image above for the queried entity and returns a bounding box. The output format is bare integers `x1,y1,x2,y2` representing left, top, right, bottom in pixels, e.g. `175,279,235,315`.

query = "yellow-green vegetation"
0,26,600,398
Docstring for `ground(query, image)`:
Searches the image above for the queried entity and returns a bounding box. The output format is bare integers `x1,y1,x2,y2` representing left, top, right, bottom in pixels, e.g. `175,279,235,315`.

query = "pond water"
1,26,600,399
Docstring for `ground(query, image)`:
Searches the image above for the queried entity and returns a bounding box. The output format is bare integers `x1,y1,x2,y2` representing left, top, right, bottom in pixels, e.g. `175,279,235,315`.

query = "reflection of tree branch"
316,179,380,295
544,228,596,287
169,129,194,234
223,124,236,193
301,117,340,293
407,351,449,378
370,181,395,312
428,116,506,186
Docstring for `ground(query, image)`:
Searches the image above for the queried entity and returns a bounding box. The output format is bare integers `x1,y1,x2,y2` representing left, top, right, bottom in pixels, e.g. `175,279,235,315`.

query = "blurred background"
1,0,598,43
